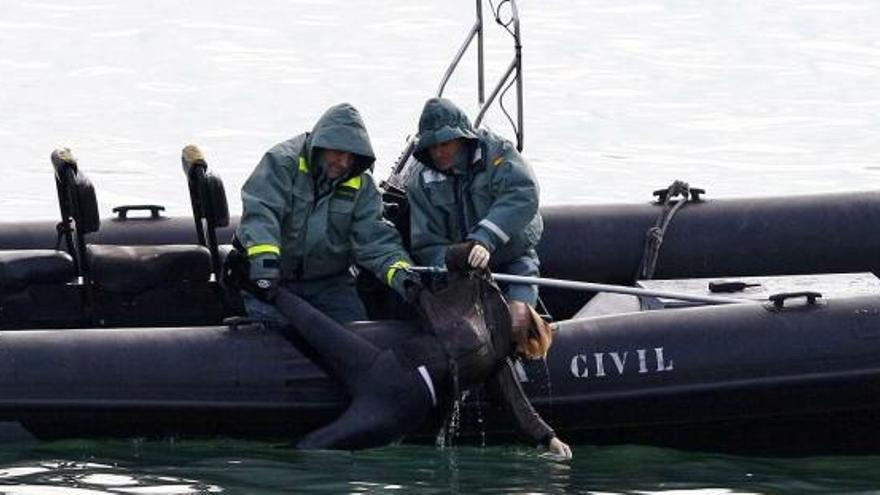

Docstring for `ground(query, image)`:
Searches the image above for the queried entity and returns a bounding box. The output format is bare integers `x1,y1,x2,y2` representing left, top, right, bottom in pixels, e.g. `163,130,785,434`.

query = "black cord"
489,0,516,35
486,0,519,139
498,72,518,137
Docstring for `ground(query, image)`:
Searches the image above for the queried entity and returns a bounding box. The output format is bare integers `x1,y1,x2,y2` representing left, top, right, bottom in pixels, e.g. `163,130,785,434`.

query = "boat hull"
1,295,880,454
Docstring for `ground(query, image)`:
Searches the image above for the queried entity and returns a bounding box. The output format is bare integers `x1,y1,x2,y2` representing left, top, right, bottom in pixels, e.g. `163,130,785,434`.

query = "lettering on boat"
569,348,674,378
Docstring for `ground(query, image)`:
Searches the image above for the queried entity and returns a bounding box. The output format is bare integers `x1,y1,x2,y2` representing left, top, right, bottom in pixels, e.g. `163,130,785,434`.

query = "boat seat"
86,244,212,294
0,250,76,289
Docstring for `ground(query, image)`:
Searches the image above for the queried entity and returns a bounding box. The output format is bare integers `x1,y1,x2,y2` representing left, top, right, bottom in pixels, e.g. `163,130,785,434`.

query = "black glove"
248,254,281,302
252,277,280,302
221,246,250,290
403,277,424,306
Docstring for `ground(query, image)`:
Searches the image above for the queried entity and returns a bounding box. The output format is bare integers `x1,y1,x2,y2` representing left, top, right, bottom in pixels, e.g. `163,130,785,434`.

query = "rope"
637,180,698,280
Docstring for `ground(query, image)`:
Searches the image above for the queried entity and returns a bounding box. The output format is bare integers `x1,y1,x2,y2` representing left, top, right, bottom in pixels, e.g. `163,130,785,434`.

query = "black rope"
488,0,516,35
637,180,696,280
498,72,518,139
486,0,520,144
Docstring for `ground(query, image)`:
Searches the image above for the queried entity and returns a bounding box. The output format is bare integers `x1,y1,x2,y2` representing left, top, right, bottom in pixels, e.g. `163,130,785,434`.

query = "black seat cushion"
87,244,212,294
0,250,76,289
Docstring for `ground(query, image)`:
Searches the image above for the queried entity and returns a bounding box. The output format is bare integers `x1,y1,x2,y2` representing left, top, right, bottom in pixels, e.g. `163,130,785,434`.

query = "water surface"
2,0,879,218
4,440,880,494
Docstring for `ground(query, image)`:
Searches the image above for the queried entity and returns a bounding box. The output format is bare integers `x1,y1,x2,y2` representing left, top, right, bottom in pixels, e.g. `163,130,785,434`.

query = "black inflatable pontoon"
1,293,880,455
5,189,880,322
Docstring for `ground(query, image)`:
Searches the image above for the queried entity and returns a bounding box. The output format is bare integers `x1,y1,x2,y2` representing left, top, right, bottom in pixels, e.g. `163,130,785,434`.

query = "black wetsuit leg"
297,350,434,450
274,289,438,449
275,288,379,389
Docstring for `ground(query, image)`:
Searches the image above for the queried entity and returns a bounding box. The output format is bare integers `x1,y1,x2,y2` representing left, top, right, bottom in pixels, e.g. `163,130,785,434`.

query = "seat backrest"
51,148,100,280
181,145,229,280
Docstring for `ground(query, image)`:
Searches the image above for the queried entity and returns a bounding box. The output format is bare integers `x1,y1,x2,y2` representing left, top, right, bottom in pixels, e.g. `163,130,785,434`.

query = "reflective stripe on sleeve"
478,219,511,244
246,244,281,257
385,259,412,285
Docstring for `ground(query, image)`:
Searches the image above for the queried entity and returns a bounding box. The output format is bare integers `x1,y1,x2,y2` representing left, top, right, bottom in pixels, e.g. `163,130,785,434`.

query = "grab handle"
768,291,822,309
112,204,165,220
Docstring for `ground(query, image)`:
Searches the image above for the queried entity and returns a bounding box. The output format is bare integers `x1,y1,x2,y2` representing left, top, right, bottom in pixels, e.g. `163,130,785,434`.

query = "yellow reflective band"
298,156,309,173
247,244,281,257
493,156,505,166
385,260,412,285
341,175,362,190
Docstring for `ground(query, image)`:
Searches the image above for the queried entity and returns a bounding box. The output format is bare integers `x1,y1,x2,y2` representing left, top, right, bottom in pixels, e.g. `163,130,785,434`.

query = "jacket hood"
308,103,376,177
413,98,479,167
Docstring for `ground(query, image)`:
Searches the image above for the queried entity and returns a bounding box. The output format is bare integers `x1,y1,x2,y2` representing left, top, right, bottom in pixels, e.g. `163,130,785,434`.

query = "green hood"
413,98,479,167
307,103,376,177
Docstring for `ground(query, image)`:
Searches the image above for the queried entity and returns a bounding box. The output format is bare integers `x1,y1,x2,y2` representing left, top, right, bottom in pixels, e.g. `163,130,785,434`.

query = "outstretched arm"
350,174,415,295
485,357,572,459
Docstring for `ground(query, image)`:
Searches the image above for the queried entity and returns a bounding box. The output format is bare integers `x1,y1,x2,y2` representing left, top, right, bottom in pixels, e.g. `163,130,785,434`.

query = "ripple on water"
0,458,222,494
68,67,135,78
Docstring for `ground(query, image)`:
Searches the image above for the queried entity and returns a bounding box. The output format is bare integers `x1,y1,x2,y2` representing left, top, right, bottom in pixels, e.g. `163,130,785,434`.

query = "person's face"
428,138,464,171
322,149,355,179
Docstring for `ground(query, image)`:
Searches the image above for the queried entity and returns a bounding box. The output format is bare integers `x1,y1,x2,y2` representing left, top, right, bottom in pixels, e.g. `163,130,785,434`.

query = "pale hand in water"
548,437,573,460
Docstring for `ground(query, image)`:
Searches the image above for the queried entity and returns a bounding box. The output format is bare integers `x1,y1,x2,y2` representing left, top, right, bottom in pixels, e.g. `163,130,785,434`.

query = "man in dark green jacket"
406,98,544,335
237,103,416,323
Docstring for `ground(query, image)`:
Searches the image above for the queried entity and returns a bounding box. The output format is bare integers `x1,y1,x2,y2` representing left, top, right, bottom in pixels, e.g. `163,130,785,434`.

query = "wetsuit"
273,288,556,450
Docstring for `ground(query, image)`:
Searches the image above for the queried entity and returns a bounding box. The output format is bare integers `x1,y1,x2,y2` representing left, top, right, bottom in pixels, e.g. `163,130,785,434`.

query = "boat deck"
640,272,880,308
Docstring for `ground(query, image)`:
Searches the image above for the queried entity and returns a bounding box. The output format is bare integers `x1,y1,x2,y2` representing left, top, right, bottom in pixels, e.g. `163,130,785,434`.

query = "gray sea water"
2,0,880,493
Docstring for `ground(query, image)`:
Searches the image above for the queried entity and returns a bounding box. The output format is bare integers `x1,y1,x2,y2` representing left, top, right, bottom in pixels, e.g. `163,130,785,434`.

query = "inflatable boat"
0,148,878,455
2,0,880,455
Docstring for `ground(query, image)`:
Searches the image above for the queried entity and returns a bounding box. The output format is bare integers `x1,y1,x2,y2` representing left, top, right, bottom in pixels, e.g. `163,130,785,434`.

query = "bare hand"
548,437,572,460
467,243,490,269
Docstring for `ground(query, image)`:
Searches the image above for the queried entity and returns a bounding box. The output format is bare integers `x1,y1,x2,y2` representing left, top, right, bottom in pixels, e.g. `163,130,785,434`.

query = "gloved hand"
248,255,281,302
251,277,280,302
403,277,424,306
445,240,490,272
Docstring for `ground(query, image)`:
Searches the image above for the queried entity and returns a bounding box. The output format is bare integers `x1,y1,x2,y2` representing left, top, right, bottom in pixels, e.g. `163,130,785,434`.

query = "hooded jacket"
238,103,412,292
406,98,543,268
